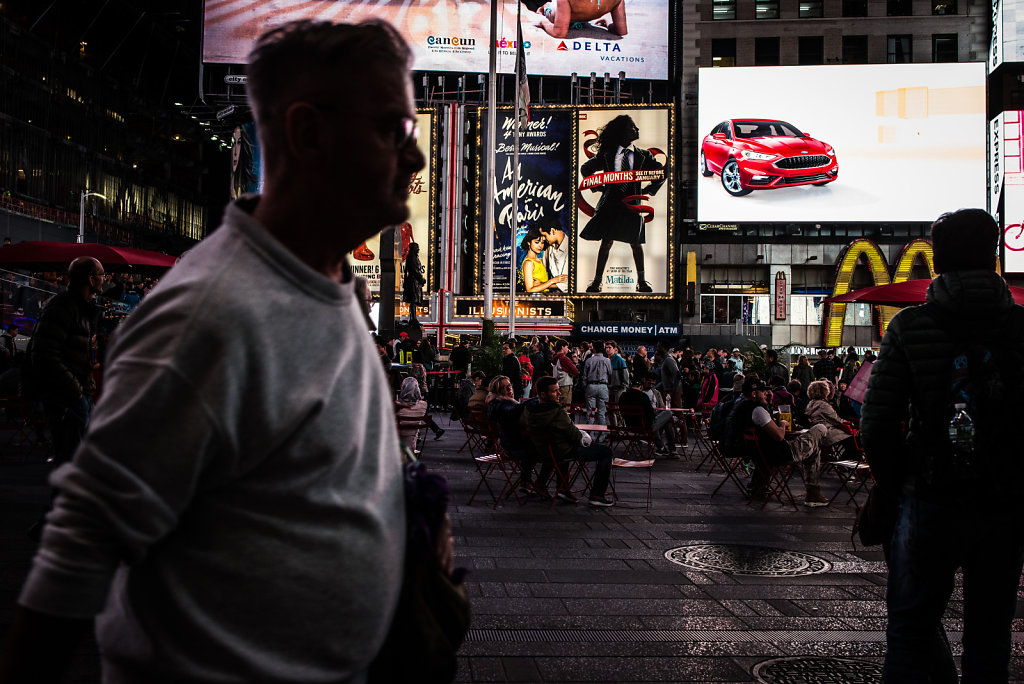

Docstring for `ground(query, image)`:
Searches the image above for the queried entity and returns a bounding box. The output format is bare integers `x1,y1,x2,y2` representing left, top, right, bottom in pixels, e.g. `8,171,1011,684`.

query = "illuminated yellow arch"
878,239,936,334
824,239,891,347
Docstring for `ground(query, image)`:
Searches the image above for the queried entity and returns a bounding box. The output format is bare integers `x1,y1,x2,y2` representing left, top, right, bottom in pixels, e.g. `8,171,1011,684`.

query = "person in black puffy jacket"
861,208,1024,683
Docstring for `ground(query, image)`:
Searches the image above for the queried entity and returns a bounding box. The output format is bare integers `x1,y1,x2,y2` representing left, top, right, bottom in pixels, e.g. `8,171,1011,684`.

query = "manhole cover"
753,656,883,683
665,544,831,576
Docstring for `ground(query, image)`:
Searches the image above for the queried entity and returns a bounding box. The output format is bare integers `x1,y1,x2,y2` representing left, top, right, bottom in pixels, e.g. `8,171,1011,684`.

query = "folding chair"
708,439,751,500
743,428,798,511
458,412,491,459
523,429,588,507
824,428,874,505
467,430,523,509
395,414,431,455
608,404,658,461
690,413,718,467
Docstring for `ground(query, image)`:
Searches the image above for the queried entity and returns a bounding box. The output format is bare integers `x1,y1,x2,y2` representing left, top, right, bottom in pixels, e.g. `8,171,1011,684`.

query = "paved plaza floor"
3,419,1024,683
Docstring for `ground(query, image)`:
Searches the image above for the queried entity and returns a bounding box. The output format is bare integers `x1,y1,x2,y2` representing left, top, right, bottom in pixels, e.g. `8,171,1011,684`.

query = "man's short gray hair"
246,20,411,132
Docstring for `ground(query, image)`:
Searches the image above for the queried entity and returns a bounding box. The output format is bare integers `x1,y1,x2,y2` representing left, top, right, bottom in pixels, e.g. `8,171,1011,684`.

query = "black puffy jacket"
860,270,1024,498
28,291,99,403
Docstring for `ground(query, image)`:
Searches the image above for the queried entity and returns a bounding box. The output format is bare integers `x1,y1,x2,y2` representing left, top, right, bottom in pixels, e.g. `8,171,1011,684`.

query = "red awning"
0,241,178,272
826,279,1024,307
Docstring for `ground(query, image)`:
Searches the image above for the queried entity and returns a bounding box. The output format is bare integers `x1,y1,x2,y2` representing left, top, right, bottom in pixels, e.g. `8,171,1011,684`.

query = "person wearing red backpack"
518,345,534,397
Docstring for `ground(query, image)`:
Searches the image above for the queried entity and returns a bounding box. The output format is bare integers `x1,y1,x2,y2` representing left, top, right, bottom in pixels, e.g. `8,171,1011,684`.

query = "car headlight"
740,150,777,161
825,147,835,156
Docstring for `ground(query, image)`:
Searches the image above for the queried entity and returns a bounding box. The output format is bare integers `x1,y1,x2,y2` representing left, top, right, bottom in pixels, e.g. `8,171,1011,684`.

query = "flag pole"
510,0,522,340
483,0,498,332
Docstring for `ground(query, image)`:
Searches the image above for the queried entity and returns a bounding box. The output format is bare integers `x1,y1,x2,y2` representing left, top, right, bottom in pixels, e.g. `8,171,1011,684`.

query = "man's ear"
282,102,324,161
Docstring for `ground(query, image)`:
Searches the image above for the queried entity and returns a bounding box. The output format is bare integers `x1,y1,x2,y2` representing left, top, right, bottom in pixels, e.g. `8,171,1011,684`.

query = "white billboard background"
697,63,987,223
202,0,668,80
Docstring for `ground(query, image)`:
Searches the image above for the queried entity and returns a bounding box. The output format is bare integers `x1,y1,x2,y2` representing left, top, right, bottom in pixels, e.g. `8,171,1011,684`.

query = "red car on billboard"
700,119,838,197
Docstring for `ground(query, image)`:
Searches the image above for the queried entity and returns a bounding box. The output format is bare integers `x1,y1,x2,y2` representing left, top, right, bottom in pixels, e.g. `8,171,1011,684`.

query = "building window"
887,0,912,15
887,34,912,63
755,37,781,66
713,0,736,20
712,38,737,67
800,1,824,18
932,33,958,62
843,0,868,16
842,35,869,64
789,296,824,325
700,295,771,325
798,36,825,65
933,1,957,14
756,0,780,19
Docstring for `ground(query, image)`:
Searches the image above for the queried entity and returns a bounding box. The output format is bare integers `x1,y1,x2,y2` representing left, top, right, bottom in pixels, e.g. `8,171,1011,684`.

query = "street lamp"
78,190,106,243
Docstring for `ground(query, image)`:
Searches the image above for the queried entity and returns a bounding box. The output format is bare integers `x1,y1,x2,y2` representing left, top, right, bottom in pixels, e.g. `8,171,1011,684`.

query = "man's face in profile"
319,66,425,248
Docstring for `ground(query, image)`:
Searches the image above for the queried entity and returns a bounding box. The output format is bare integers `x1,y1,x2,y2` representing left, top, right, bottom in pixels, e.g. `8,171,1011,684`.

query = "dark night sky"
4,1,205,110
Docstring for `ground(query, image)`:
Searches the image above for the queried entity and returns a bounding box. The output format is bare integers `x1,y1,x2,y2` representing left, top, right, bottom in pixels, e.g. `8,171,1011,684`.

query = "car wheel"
721,159,752,197
699,151,713,177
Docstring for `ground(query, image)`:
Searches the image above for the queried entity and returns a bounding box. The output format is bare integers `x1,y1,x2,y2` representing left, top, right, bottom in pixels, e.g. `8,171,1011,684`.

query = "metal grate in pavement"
665,544,832,576
465,629,1024,644
466,629,890,643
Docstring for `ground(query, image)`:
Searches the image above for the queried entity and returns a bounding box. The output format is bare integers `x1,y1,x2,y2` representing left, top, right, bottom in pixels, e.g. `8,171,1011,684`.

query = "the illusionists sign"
453,297,567,319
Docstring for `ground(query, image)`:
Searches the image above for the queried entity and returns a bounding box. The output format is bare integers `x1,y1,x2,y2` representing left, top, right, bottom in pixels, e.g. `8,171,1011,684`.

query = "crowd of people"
372,330,878,511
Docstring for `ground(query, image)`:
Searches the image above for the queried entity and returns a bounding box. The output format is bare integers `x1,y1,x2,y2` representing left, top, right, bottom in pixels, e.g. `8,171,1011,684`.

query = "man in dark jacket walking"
29,257,104,465
861,208,1024,683
501,341,523,400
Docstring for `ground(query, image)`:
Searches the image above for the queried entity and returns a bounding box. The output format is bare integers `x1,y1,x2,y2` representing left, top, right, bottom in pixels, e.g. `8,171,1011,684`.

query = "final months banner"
350,110,434,296
575,107,670,296
482,107,574,293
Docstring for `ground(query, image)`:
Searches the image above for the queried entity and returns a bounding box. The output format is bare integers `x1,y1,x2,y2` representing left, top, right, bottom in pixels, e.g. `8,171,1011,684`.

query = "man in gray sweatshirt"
2,19,425,683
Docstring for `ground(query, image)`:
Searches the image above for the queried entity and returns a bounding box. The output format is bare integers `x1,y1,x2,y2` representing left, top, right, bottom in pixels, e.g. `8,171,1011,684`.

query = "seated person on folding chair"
466,370,489,417
486,375,539,494
395,377,445,449
521,376,615,507
804,380,858,459
732,376,829,507
618,375,678,459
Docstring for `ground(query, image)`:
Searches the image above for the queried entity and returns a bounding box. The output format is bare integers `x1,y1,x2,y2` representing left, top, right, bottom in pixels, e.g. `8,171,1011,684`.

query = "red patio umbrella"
0,241,178,272
826,278,1024,307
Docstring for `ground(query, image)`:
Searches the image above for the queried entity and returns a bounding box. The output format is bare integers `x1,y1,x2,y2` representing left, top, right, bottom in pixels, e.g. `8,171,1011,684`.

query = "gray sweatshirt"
19,200,405,683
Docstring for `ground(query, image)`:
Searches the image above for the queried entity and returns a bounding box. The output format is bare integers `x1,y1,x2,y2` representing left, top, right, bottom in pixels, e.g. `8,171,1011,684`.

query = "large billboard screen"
481,107,575,293
477,104,673,299
202,0,669,79
576,107,671,295
350,109,435,296
479,105,577,292
697,63,987,223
